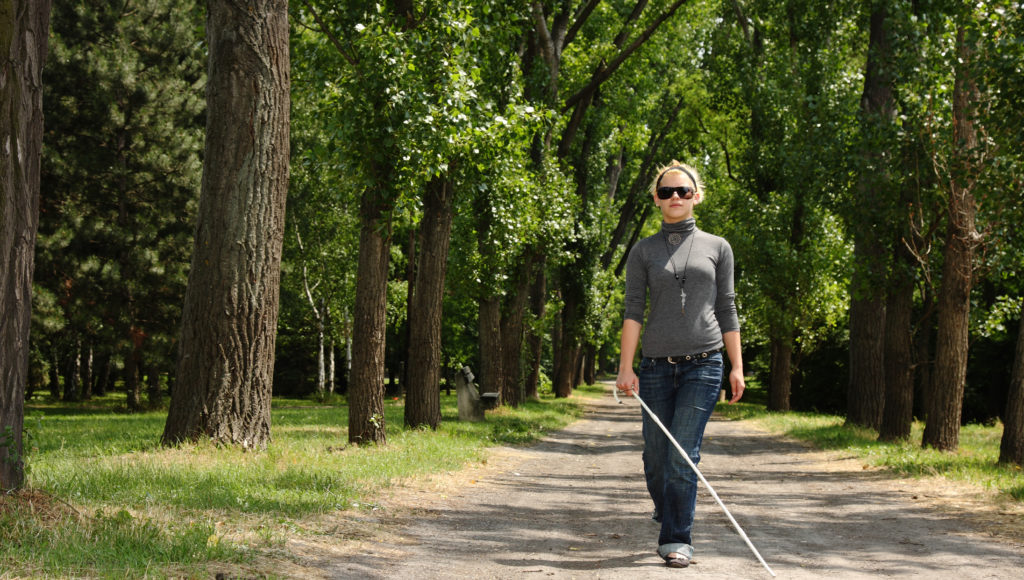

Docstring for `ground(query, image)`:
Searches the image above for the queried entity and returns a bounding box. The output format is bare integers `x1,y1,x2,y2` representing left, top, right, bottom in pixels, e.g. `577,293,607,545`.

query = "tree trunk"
405,175,454,429
0,0,51,491
348,185,391,444
48,349,60,399
879,255,915,442
315,298,326,396
922,26,980,452
583,344,597,386
498,253,535,408
846,2,895,431
499,309,526,407
400,227,417,395
125,332,143,412
999,302,1024,465
94,354,111,397
328,338,336,395
146,366,161,408
572,345,585,387
63,341,81,402
81,345,94,400
162,0,290,449
847,293,886,428
552,288,580,398
478,296,504,399
768,335,792,412
524,258,546,400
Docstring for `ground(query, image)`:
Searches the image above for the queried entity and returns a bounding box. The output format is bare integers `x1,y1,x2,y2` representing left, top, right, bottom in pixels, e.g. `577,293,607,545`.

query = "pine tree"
37,0,205,405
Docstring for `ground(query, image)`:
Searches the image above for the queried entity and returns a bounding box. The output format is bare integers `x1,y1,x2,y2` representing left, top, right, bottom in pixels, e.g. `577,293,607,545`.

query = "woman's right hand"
616,368,638,397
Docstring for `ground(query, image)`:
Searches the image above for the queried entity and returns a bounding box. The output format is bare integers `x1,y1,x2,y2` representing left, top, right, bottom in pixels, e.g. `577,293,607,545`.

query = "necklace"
663,228,696,315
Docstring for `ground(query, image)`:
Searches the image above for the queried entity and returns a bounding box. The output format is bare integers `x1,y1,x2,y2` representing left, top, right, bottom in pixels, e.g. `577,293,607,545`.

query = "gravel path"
310,383,1024,579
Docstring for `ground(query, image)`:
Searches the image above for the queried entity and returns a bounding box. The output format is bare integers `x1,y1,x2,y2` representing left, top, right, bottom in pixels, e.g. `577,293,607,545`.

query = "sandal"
664,553,690,568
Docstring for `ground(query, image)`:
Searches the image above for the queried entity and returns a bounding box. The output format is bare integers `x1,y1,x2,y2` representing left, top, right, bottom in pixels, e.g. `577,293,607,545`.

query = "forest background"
3,0,1024,489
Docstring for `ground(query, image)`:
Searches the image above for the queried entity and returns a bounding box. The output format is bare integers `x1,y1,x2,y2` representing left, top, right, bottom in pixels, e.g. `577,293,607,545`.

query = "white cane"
614,386,777,577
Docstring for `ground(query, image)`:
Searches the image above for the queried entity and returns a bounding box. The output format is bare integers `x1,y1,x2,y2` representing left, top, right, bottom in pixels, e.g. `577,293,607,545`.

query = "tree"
922,22,984,452
529,0,693,398
846,0,896,430
1000,300,1024,464
162,0,290,448
38,0,205,409
404,175,453,428
0,0,52,491
711,0,859,412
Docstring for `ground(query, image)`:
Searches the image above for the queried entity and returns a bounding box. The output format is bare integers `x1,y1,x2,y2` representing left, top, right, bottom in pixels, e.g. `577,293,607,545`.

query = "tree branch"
563,0,602,49
300,0,358,67
562,0,691,112
731,0,753,49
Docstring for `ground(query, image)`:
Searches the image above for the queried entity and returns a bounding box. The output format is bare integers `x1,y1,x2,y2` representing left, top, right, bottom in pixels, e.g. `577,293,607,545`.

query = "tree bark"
81,345,93,400
999,302,1024,465
146,366,161,408
768,334,792,412
524,257,546,400
846,2,895,431
162,0,290,449
879,252,915,442
552,289,580,398
63,341,81,402
478,296,504,399
348,185,391,444
583,344,597,386
498,252,537,408
847,293,886,428
125,332,143,411
922,26,980,452
0,0,51,491
405,175,454,429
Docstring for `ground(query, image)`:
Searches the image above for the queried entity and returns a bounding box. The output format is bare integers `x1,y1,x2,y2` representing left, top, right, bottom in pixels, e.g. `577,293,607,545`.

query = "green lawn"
4,384,602,579
5,379,1021,578
715,382,1024,502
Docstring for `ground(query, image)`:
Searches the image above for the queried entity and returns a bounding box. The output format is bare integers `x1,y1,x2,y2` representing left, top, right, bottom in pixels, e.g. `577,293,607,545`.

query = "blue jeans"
637,353,723,559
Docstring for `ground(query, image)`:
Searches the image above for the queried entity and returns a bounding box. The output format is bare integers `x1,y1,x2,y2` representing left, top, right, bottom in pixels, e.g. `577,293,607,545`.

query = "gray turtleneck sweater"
623,218,739,358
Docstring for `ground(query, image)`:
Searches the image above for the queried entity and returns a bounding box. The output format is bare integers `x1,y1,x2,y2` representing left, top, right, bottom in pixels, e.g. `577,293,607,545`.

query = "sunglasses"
656,186,695,200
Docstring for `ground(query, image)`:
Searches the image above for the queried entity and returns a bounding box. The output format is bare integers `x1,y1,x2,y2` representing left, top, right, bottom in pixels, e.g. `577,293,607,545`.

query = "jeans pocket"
693,353,723,368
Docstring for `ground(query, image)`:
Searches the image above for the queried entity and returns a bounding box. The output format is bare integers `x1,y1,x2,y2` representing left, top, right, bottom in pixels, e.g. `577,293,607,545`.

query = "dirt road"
302,383,1024,579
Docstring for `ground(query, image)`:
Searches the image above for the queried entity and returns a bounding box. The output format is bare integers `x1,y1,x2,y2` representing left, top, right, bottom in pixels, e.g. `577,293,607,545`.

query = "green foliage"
699,0,859,367
35,0,206,392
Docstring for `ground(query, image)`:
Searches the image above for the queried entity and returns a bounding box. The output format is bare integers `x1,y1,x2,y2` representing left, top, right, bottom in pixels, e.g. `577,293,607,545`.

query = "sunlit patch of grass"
714,383,1023,503
14,382,598,577
0,492,246,579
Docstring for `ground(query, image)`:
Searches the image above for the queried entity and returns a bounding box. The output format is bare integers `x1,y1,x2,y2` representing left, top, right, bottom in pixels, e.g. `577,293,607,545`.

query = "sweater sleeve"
714,239,740,334
623,243,647,324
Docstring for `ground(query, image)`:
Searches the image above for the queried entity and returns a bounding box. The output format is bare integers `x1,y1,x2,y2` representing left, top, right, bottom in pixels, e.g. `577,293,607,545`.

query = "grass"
4,383,603,578
7,379,1022,577
716,381,1024,502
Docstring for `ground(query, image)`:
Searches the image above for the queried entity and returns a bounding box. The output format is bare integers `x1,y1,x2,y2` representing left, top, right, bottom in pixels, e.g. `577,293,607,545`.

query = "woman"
616,161,745,568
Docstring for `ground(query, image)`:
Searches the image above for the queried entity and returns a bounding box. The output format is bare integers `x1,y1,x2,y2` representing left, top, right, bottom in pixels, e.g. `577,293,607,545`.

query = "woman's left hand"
728,368,745,404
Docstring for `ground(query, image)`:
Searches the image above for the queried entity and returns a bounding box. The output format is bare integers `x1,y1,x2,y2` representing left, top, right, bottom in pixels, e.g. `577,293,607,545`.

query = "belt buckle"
667,356,679,365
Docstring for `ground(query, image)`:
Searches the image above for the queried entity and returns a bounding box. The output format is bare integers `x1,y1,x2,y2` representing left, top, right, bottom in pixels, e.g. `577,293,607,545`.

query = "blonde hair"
650,161,704,204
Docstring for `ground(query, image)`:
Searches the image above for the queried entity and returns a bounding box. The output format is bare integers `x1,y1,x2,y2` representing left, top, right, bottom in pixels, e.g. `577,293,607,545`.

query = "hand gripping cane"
614,386,777,577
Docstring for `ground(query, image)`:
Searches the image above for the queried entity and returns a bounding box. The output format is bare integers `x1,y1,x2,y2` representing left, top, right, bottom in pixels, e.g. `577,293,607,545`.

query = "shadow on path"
324,384,1024,579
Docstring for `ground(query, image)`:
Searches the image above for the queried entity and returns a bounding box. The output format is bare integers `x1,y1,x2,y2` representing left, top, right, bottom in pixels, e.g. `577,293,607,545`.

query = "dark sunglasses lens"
657,186,694,200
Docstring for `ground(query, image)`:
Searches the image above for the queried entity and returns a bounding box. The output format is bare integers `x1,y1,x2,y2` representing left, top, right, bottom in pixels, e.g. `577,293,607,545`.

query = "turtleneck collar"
661,217,696,235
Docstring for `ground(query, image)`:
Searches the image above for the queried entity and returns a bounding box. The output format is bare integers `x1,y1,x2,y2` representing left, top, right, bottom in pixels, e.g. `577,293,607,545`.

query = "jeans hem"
658,543,693,559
